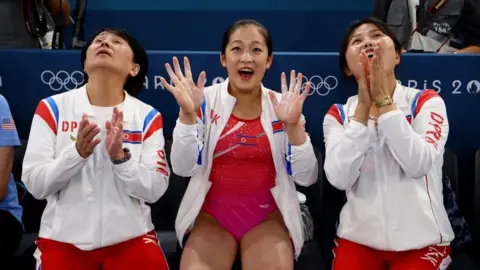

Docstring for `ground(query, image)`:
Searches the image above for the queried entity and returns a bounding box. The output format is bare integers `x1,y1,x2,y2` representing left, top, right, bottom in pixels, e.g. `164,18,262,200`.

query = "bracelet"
111,148,131,165
351,117,368,125
375,96,394,108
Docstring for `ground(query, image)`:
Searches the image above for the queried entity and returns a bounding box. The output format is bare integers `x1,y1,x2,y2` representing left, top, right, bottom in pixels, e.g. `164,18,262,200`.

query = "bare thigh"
180,212,238,270
240,210,294,270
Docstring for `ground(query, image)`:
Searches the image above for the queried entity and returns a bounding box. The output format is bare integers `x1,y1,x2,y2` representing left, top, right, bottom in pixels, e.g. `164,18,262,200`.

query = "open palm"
269,70,310,125
160,57,206,114
105,107,124,159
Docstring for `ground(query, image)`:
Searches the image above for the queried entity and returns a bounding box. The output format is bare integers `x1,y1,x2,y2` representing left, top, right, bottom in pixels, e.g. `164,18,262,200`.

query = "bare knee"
180,213,237,270
240,211,294,270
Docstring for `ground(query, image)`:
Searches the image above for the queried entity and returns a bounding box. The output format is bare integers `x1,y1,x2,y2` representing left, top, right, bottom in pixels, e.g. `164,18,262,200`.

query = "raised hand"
269,70,310,125
160,57,206,114
75,114,101,158
105,107,124,159
357,49,373,107
369,42,390,101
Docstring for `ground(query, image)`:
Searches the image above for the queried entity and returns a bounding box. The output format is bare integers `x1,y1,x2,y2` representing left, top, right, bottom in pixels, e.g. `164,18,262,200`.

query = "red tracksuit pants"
34,231,169,270
332,238,452,270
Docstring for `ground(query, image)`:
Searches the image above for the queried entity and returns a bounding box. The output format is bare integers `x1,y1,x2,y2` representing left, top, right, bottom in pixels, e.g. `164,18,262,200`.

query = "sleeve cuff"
174,119,198,135
64,142,86,163
113,157,135,173
345,119,371,153
290,136,311,152
378,109,403,124
347,119,369,132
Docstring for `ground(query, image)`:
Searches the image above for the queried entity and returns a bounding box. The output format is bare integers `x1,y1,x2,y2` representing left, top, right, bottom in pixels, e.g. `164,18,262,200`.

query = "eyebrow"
350,29,382,40
95,33,125,42
230,40,264,45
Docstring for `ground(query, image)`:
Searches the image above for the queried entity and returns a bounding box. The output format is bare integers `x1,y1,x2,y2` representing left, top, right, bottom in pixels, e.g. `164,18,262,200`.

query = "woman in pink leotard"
161,20,319,269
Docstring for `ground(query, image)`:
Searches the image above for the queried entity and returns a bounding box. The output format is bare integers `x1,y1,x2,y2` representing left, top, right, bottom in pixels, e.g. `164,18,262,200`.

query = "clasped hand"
357,41,391,106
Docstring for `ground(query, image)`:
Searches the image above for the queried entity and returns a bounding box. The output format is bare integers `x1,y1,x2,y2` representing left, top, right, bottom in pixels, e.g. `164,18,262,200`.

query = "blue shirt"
0,94,23,224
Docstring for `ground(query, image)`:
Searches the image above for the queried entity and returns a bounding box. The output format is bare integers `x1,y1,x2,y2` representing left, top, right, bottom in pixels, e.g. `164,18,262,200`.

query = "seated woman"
0,95,23,265
22,28,170,270
161,19,319,270
323,17,454,270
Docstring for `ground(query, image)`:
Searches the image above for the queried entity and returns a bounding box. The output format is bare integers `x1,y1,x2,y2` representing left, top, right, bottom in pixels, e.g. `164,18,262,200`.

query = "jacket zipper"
377,130,390,249
96,172,103,248
95,139,104,249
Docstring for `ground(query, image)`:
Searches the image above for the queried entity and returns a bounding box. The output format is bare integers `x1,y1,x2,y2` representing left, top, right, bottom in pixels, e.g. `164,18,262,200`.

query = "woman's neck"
228,83,262,119
86,72,125,107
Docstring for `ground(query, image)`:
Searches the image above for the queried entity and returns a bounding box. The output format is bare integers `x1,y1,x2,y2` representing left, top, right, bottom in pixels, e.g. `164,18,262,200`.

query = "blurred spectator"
373,0,480,53
0,94,23,265
0,0,70,49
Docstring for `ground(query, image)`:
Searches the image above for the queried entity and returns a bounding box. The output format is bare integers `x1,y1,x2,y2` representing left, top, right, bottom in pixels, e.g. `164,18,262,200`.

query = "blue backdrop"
65,10,370,52
1,50,479,207
64,0,372,51
70,0,373,11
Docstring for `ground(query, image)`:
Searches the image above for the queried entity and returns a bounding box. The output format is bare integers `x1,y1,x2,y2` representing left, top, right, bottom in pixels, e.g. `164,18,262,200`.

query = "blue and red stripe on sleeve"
412,89,440,118
34,97,59,135
143,108,163,141
326,104,345,125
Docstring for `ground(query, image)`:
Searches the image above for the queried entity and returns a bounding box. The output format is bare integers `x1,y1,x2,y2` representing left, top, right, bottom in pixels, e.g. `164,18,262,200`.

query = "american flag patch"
1,118,16,130
272,120,284,134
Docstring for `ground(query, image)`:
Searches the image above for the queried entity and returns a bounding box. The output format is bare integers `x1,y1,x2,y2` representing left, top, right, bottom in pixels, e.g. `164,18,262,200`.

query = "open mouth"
238,68,254,81
96,48,113,57
365,48,375,58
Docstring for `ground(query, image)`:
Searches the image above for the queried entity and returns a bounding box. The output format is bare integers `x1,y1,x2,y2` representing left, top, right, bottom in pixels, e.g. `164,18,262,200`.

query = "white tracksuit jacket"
323,82,454,251
22,85,170,250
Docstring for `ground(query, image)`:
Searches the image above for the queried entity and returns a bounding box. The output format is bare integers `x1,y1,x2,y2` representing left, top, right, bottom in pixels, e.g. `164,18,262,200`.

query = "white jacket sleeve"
286,116,318,187
113,111,170,203
22,100,88,200
170,98,206,177
379,90,448,179
323,104,371,190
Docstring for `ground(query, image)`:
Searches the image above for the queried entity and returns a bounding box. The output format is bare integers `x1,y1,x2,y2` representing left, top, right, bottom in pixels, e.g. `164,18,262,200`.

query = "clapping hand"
75,114,101,158
105,107,124,159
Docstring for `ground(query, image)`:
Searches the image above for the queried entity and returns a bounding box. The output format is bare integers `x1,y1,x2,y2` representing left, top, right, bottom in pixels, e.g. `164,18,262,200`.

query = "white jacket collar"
218,78,278,118
74,84,135,123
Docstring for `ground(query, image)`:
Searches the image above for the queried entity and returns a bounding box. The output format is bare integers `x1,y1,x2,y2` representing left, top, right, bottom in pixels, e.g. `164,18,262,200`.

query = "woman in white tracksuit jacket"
160,20,318,269
22,28,170,270
324,17,454,270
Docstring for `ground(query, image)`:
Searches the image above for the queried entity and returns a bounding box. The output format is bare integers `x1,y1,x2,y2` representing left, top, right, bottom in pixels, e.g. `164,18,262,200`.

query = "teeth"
240,68,253,72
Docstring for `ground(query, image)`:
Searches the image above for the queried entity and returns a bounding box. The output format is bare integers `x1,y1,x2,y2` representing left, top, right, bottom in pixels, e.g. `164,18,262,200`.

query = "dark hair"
80,28,149,97
221,19,273,56
339,17,402,77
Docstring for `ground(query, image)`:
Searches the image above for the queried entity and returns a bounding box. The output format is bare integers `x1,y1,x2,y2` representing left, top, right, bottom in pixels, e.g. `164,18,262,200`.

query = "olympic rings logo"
41,70,84,91
300,75,338,96
209,75,338,96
